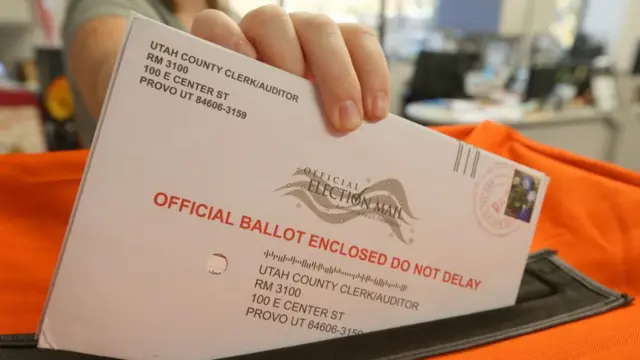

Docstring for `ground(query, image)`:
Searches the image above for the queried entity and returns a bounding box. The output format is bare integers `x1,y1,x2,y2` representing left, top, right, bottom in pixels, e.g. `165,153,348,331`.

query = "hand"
190,5,390,132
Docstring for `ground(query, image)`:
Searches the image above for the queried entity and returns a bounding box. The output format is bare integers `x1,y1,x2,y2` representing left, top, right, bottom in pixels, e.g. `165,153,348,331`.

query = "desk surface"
405,100,609,127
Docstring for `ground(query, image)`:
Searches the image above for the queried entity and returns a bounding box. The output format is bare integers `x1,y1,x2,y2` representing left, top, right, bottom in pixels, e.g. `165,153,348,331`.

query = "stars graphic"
296,202,302,209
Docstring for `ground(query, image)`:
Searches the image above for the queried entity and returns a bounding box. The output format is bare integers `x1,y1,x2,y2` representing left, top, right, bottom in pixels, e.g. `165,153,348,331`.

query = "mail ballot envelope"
37,13,549,360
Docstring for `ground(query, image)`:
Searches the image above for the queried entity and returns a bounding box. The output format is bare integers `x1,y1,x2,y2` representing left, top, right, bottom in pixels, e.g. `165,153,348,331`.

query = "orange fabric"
1,121,640,358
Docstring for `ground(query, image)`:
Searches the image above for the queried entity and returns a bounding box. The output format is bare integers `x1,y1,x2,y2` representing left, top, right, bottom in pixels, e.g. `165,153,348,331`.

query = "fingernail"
233,38,257,59
371,92,389,120
338,101,362,131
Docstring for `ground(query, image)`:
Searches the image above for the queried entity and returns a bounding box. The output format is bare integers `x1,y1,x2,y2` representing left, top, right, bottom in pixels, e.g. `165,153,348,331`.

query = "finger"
239,5,305,77
290,12,363,132
190,9,257,59
339,23,390,122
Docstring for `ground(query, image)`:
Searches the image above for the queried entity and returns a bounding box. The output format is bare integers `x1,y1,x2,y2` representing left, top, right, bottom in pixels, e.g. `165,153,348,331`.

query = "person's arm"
63,0,160,120
67,16,127,120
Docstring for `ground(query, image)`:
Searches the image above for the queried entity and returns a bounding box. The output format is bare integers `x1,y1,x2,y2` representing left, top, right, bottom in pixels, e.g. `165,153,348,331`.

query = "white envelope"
38,13,549,360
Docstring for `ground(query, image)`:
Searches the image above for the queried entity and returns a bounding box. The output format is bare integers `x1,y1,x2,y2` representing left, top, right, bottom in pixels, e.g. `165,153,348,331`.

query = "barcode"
263,250,408,293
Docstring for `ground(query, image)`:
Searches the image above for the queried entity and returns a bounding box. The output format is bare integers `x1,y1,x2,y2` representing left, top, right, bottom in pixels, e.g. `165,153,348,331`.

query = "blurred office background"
2,0,640,170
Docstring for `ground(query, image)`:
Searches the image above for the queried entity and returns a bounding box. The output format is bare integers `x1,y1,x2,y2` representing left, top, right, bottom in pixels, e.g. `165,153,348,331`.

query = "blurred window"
230,0,439,60
282,0,381,27
230,0,280,16
383,0,438,60
550,0,584,49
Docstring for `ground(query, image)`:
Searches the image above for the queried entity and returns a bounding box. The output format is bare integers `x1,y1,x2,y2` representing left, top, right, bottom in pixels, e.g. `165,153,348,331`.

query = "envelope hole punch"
207,253,228,275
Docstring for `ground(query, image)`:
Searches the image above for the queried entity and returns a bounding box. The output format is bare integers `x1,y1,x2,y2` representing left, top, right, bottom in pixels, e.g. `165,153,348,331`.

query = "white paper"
37,13,549,360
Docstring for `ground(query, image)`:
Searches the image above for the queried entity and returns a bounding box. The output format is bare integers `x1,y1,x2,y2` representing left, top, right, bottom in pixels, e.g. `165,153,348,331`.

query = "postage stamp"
504,169,541,223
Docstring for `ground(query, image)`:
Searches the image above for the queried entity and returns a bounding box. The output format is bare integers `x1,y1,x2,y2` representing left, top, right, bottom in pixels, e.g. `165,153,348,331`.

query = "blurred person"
64,0,390,146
